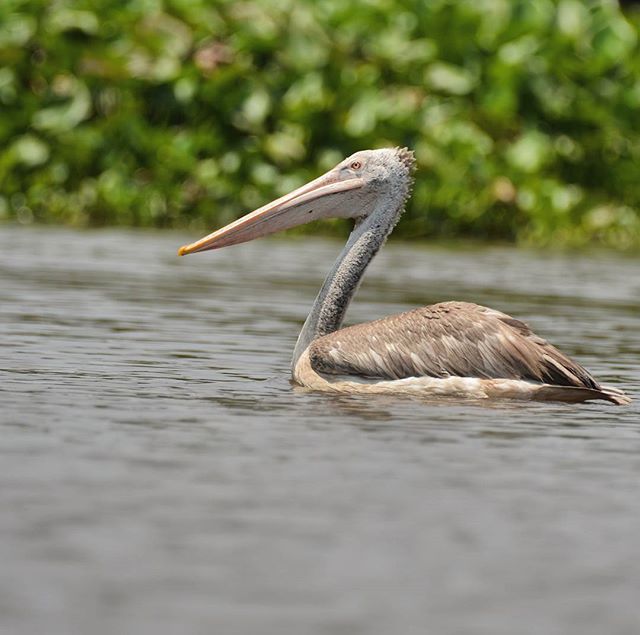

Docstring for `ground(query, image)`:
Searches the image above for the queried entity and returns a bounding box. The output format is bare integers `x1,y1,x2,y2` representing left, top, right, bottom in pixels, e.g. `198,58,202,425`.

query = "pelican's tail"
598,385,632,406
534,384,631,405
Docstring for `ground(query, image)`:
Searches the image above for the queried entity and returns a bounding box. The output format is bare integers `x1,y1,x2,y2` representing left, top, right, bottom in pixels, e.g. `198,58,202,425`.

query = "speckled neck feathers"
292,148,414,370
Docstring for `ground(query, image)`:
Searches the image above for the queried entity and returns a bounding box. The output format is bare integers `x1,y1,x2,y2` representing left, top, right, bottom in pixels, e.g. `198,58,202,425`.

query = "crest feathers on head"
395,147,416,172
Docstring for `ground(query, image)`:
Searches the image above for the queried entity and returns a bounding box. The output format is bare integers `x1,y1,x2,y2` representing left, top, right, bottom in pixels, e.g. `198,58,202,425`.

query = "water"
1,226,639,635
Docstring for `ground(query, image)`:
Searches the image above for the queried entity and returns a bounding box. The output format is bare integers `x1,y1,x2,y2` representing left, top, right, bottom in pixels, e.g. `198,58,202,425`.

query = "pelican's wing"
308,302,601,389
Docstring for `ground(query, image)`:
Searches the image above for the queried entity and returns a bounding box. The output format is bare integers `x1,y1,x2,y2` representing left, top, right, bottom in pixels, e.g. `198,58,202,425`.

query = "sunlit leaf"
11,135,49,166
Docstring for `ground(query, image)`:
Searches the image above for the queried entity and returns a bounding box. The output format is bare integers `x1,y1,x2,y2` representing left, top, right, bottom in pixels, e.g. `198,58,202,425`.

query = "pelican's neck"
291,191,406,370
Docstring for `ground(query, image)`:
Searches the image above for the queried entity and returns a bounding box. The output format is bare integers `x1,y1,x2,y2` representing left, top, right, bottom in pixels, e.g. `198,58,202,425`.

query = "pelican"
179,148,629,405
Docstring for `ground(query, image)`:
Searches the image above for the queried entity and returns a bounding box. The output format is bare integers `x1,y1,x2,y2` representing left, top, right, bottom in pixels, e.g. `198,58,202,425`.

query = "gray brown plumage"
308,302,628,405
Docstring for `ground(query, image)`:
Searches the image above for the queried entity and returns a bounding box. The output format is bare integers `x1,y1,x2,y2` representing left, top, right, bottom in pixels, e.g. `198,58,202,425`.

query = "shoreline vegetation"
1,1,639,249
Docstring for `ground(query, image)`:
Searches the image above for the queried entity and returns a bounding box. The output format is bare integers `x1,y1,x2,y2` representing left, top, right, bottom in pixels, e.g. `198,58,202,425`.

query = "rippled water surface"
1,226,639,635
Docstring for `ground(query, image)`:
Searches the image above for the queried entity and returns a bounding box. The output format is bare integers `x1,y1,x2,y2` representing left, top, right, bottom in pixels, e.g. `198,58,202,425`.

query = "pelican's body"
179,148,629,405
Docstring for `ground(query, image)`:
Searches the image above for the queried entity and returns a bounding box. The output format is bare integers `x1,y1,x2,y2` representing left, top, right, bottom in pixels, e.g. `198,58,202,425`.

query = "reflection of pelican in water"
179,148,629,405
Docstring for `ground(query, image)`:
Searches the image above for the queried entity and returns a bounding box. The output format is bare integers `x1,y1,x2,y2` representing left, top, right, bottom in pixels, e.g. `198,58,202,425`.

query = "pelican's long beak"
178,171,365,256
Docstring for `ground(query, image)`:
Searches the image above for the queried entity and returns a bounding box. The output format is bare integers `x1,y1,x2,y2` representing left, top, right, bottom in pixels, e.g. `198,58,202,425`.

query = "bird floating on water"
179,148,629,405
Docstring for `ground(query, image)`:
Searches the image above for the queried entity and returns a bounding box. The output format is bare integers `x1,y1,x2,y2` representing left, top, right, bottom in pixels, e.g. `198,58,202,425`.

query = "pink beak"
178,170,364,256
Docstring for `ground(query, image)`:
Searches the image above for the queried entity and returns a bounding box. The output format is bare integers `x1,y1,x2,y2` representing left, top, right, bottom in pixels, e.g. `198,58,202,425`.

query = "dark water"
1,226,639,635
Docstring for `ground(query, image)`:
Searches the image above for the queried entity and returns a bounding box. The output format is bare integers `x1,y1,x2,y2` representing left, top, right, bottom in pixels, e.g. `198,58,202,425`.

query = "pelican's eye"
350,160,362,170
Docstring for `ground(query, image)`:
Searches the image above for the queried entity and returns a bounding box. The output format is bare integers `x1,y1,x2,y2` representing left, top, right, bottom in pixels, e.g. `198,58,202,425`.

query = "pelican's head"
178,147,415,255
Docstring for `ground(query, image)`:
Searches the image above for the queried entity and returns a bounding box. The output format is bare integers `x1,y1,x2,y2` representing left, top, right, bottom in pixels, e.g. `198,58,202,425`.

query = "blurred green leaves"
0,0,639,248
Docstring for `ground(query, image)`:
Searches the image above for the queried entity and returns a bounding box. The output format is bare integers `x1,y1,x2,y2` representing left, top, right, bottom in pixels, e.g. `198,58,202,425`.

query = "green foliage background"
1,0,640,247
